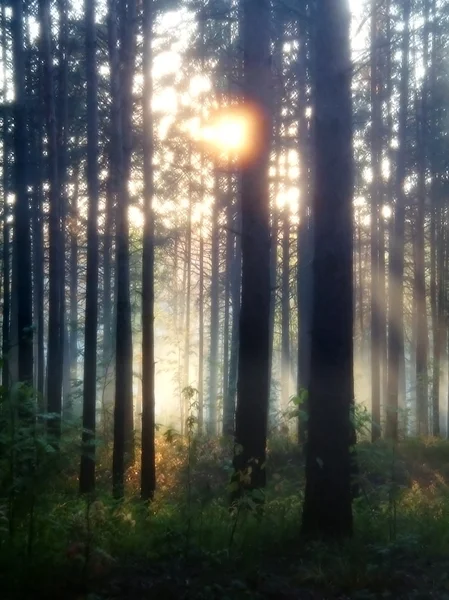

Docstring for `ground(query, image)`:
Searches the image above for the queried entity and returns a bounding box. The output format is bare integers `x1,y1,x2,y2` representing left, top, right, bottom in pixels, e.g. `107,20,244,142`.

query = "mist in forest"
3,0,449,598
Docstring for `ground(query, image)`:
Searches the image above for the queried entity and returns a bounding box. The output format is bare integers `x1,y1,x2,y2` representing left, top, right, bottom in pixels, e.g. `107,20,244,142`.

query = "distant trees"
4,0,449,539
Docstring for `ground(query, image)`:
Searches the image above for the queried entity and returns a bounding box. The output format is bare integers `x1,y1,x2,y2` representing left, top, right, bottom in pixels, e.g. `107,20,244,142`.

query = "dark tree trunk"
119,0,137,461
268,205,278,411
112,0,135,498
2,11,11,392
2,165,10,391
32,75,45,405
296,12,313,443
12,0,33,386
26,40,41,401
140,0,156,502
109,0,126,497
102,170,115,417
79,0,100,495
301,0,354,540
57,0,68,415
232,0,272,495
69,164,80,412
103,174,113,372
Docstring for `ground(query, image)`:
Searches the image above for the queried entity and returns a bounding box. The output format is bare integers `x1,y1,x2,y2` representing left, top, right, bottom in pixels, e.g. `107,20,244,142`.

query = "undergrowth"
2,393,449,598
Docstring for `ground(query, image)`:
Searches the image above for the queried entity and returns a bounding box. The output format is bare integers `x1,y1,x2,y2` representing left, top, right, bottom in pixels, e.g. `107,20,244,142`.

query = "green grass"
3,434,449,598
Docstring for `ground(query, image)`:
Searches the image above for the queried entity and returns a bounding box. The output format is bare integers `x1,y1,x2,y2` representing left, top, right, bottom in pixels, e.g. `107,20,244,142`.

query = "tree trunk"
111,0,134,498
79,0,100,495
296,11,313,443
208,173,220,435
386,0,410,441
32,108,44,408
224,190,241,437
430,209,439,436
140,0,156,502
1,9,10,390
222,179,232,433
415,0,430,437
40,0,62,440
57,0,68,415
429,0,440,437
281,205,290,410
182,166,192,434
198,207,205,432
232,0,272,495
119,0,137,461
301,0,354,540
370,0,382,442
12,0,33,387
69,164,80,414
268,204,278,413
222,178,238,436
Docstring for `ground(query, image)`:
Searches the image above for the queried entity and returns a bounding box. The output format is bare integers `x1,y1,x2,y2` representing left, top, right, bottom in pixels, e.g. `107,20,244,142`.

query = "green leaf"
228,481,239,493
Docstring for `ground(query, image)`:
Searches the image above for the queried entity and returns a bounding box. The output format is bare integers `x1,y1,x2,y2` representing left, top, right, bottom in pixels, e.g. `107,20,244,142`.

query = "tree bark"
281,204,290,410
208,173,220,435
370,0,382,442
386,0,410,441
12,0,33,387
140,0,156,502
232,0,272,495
198,205,205,432
301,0,354,540
110,0,134,498
415,0,430,436
40,0,63,440
57,0,68,415
296,10,313,443
79,0,100,495
1,6,10,391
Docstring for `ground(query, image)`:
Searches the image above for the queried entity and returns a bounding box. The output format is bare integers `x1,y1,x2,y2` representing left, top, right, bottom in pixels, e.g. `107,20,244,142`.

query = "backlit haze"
138,2,373,428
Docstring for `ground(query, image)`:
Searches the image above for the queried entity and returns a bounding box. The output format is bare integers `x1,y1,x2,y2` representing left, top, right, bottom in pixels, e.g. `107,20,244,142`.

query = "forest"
2,0,449,597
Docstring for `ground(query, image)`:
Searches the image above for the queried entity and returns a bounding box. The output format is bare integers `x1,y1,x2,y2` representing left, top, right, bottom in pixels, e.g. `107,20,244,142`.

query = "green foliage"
3,396,449,599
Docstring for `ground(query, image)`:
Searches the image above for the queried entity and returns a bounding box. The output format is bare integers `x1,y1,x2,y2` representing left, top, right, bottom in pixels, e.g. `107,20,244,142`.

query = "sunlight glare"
200,114,247,153
129,205,144,228
194,103,266,166
382,205,392,219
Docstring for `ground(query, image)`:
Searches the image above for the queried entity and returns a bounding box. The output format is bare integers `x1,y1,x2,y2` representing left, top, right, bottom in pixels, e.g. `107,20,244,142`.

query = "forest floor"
4,434,449,599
